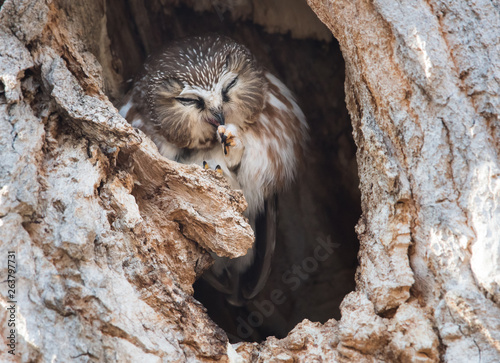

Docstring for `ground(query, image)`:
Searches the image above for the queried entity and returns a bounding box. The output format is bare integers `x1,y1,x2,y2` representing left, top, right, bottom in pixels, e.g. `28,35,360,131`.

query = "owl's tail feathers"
201,258,248,307
201,250,253,306
201,196,277,307
241,195,277,301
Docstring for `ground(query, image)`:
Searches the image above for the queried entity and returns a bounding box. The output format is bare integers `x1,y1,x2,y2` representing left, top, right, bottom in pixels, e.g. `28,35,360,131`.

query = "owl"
120,35,308,306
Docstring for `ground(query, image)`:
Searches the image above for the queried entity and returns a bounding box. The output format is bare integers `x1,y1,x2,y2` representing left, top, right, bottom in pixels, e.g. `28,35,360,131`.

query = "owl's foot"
217,125,237,155
217,124,244,169
202,161,224,175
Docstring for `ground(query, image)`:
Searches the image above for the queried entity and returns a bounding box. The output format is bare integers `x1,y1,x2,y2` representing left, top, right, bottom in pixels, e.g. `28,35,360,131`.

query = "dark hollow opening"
106,0,360,343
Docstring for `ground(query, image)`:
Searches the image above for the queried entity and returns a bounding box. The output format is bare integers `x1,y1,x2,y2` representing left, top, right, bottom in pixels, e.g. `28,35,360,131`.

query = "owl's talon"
218,125,236,156
203,161,223,175
218,126,226,139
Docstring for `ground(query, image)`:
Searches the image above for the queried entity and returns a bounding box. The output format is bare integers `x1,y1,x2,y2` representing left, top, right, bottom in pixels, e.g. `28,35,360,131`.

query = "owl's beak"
212,111,225,126
205,110,225,127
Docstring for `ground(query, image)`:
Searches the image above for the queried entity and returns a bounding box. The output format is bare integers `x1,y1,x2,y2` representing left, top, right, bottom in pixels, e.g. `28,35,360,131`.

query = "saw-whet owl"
120,35,308,305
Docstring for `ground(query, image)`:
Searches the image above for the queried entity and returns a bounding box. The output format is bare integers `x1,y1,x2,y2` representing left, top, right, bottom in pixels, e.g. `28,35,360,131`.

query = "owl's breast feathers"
234,72,308,216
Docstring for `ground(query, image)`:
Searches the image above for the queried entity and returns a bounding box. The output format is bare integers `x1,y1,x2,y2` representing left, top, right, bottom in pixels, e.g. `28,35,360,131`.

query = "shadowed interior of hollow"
106,0,360,343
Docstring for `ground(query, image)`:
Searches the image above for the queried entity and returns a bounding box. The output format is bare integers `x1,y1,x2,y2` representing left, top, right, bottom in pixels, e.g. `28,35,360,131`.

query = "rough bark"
0,1,252,361
0,0,499,362
306,0,500,361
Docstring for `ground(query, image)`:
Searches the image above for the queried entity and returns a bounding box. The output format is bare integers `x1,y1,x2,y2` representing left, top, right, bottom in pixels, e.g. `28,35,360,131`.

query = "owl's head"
144,35,267,149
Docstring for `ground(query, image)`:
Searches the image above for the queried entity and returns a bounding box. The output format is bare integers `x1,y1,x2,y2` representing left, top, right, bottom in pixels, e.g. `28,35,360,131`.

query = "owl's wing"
201,195,277,306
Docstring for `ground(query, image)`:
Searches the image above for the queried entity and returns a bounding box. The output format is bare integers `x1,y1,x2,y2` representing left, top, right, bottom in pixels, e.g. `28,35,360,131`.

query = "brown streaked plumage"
120,35,308,305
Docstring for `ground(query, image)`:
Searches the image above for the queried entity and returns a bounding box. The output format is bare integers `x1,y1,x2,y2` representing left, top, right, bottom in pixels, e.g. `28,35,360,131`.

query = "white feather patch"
118,98,133,118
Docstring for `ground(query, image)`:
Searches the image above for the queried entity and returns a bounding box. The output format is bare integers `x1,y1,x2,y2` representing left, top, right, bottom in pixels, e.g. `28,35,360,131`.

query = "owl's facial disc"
176,74,238,128
175,91,224,127
202,75,238,127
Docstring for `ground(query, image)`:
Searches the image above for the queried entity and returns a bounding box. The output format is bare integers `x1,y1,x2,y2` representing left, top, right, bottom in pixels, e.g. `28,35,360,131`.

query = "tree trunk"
1,0,498,362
